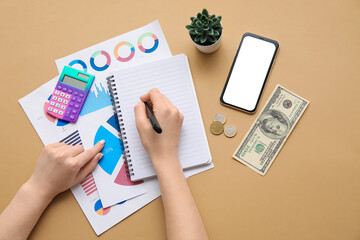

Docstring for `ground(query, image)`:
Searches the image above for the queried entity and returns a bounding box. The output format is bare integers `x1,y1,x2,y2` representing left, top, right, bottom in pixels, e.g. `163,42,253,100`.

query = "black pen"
144,102,162,134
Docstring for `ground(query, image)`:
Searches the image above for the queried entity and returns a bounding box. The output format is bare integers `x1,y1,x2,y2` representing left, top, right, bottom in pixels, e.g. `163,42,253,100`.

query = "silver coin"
224,125,237,138
214,113,226,124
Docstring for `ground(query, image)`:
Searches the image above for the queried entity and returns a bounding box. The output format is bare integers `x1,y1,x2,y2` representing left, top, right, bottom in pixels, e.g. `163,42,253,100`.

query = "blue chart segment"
94,119,123,175
68,59,87,72
80,83,112,116
106,114,120,132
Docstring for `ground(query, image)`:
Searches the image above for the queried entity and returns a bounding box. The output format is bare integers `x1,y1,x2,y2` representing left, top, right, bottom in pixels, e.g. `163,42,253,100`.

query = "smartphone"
220,33,279,113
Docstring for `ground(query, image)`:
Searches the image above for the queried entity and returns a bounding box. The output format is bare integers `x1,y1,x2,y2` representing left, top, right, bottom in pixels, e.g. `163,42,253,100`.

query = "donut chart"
94,199,110,216
137,33,159,53
68,59,87,72
114,41,135,62
90,50,111,71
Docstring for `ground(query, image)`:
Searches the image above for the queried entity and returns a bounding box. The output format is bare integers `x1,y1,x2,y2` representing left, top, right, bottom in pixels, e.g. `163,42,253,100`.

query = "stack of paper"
18,20,213,235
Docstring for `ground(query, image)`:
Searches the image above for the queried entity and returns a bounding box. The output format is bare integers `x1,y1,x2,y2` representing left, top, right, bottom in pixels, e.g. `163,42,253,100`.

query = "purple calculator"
46,66,95,122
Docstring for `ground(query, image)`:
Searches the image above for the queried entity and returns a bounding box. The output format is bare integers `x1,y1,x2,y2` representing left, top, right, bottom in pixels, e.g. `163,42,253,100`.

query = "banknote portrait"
258,109,290,139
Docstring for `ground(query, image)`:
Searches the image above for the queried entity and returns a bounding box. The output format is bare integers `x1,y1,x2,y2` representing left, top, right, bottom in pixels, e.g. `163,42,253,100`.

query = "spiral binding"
106,75,134,178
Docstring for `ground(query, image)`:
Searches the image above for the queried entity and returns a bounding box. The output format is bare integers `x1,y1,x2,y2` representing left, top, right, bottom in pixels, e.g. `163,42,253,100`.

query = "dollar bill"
233,85,309,175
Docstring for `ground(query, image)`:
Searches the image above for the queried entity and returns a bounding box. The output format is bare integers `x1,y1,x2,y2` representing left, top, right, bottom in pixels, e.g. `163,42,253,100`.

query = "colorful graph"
94,114,143,186
80,174,97,196
90,50,111,71
43,95,69,126
94,200,111,216
138,33,159,53
95,125,123,175
68,59,87,72
114,41,135,62
80,83,112,116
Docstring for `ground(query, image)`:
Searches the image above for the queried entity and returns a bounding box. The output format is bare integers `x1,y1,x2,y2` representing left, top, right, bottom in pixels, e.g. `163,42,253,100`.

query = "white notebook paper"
107,54,212,181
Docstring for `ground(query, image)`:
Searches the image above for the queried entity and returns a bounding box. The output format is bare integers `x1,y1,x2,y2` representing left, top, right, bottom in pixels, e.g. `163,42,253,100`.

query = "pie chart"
94,114,143,186
94,199,110,216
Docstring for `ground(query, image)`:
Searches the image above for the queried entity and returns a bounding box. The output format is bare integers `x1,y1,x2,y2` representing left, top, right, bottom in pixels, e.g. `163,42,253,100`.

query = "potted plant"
185,8,223,53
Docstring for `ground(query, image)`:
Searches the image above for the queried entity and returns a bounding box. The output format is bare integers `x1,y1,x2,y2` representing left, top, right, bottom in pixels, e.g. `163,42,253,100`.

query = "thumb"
134,102,152,132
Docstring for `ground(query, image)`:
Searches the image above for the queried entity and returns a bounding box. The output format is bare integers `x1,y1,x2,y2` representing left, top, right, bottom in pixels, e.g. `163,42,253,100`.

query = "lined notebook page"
110,54,211,181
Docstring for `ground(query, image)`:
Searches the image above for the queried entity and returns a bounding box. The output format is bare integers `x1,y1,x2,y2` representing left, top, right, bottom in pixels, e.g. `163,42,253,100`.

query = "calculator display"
62,75,87,90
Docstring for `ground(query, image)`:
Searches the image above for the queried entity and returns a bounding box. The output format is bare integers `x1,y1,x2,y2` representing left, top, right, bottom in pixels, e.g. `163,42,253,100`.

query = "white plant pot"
190,29,222,54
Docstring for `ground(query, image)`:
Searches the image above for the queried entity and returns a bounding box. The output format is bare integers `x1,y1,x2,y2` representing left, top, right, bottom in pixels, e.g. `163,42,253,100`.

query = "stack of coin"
210,113,237,138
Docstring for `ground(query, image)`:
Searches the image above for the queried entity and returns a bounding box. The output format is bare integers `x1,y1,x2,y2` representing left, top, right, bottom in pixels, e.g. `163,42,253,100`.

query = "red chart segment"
80,173,97,196
114,160,143,186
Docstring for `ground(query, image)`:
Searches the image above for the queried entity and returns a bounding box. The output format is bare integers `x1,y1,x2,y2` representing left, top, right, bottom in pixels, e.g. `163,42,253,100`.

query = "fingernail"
98,153,104,160
99,140,105,145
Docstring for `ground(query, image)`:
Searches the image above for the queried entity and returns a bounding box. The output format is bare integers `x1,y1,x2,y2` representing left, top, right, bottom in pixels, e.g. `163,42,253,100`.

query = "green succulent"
186,8,223,45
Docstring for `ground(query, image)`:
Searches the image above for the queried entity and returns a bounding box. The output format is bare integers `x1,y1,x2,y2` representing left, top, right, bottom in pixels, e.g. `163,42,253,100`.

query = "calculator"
46,66,94,122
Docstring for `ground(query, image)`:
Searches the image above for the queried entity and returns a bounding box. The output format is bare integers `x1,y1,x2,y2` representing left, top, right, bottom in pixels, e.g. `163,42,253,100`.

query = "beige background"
0,0,359,239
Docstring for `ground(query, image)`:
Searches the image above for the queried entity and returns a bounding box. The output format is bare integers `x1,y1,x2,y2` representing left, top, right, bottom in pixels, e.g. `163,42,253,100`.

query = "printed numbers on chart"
68,33,159,72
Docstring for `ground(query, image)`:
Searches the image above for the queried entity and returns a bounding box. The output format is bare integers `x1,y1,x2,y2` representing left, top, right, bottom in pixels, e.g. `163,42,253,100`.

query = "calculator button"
58,98,63,103
76,99,82,103
57,86,62,90
54,90,60,95
71,97,77,101
74,103,80,108
62,87,67,92
52,96,58,101
63,100,69,105
58,111,64,116
72,109,77,114
74,92,79,96
79,93,84,98
60,105,66,110
53,109,58,114
69,102,74,107
55,103,61,108
70,115,75,120
50,101,55,106
47,107,53,112
68,89,73,94
65,94,71,99
60,92,65,97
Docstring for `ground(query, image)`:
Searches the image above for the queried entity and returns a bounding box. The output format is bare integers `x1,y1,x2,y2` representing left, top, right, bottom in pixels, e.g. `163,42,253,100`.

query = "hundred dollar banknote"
233,85,309,175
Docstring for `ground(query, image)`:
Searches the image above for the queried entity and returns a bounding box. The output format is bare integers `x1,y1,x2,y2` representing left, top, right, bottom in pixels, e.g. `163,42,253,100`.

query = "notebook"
107,54,212,181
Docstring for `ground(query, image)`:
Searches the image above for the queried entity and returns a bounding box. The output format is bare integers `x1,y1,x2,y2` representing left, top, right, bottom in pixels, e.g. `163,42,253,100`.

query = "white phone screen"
222,35,276,112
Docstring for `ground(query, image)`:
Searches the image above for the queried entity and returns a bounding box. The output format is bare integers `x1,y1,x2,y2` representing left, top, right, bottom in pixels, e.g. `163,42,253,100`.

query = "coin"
224,125,237,138
210,121,224,135
214,113,226,124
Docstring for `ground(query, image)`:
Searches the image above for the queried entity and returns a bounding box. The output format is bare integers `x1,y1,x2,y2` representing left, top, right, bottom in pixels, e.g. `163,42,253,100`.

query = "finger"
76,140,105,167
140,88,166,108
75,153,103,183
134,102,152,130
47,142,66,149
66,144,85,157
57,144,74,153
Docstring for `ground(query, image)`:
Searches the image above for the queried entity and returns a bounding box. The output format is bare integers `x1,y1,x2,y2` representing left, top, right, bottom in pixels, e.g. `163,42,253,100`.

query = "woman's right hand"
134,88,184,170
